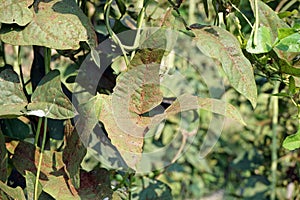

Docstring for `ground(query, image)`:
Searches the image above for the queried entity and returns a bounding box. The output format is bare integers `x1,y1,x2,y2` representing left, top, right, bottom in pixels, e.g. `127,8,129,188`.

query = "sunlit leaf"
43,175,80,200
165,94,246,125
0,181,26,200
0,0,96,50
25,171,42,200
191,25,257,108
246,26,273,54
0,68,28,117
283,130,300,150
27,70,77,119
276,33,300,52
0,0,33,26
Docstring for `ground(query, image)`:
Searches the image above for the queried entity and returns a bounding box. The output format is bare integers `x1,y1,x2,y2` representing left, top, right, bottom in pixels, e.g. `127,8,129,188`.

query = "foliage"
0,0,299,199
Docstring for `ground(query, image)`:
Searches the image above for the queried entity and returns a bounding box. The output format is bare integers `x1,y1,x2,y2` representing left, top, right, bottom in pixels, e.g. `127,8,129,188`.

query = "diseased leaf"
99,95,147,170
165,94,246,125
0,69,28,117
283,130,300,150
276,33,300,52
11,141,65,184
25,171,42,200
0,0,33,26
246,26,273,54
0,181,26,200
76,94,103,146
191,26,257,108
63,127,87,189
27,70,77,119
43,175,80,200
78,168,113,199
0,0,96,50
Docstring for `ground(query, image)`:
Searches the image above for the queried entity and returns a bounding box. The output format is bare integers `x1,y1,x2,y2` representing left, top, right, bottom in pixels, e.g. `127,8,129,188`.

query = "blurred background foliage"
1,0,300,199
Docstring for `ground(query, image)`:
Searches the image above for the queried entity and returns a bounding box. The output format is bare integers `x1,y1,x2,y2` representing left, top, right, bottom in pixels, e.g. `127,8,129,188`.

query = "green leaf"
277,28,297,40
253,0,294,60
275,33,300,52
191,26,257,108
289,76,296,95
0,0,34,26
0,130,7,182
25,171,42,200
246,26,273,54
27,70,77,119
283,130,300,150
116,0,126,16
0,0,96,50
0,68,28,117
0,181,26,200
165,94,246,126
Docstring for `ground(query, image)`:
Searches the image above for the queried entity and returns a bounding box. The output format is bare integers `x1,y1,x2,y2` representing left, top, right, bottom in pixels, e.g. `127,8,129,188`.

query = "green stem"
231,4,253,28
104,0,130,67
34,117,47,200
34,118,43,147
188,0,195,25
44,47,51,74
17,46,29,99
271,81,279,200
281,0,298,12
253,0,259,46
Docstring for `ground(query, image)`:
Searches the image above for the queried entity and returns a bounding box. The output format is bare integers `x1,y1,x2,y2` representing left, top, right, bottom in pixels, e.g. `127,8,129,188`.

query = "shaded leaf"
11,141,64,183
76,94,103,146
78,168,113,200
0,0,33,26
0,181,26,200
131,177,172,200
165,94,246,125
0,118,30,140
283,130,300,150
27,70,77,119
0,69,28,117
0,0,96,49
0,130,7,182
25,171,42,200
191,26,257,108
246,26,273,54
277,28,297,40
63,127,87,189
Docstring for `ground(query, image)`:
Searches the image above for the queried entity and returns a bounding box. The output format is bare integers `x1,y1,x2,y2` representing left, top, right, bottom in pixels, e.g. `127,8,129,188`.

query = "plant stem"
271,81,279,200
34,117,43,147
188,0,195,25
44,47,51,74
253,0,259,46
17,46,29,99
104,0,130,67
281,0,298,12
34,117,48,200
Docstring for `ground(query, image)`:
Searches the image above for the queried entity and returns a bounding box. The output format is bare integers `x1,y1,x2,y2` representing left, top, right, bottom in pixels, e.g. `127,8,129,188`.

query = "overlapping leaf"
191,26,257,108
27,70,77,119
0,69,28,117
0,181,26,200
0,0,96,49
0,0,33,26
